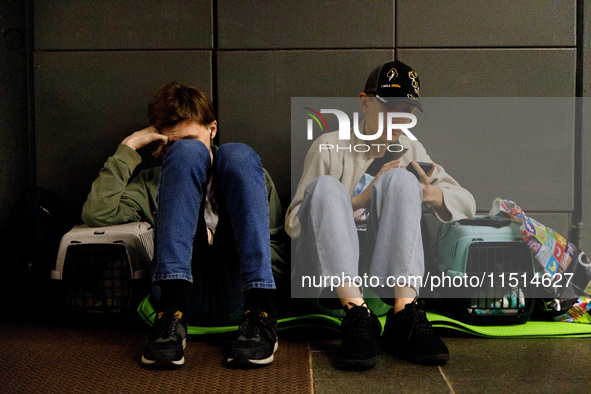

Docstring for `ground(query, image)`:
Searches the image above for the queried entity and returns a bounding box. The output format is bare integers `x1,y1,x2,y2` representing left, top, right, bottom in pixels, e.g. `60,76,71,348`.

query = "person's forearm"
351,188,371,210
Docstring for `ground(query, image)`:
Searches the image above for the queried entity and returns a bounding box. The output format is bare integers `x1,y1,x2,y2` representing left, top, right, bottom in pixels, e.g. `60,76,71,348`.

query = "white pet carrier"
51,222,154,313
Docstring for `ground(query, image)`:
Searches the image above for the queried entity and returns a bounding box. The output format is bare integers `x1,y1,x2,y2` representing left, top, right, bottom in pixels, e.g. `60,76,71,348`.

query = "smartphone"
406,161,433,179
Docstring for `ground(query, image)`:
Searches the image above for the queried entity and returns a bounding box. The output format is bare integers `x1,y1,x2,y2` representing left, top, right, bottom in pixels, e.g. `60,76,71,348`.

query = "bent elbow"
81,203,115,227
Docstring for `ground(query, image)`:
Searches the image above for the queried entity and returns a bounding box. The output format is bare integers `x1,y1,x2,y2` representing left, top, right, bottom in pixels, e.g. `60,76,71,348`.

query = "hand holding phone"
406,161,433,180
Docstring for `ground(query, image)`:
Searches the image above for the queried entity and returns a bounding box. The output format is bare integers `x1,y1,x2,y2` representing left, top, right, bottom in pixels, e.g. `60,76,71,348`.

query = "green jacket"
81,144,288,280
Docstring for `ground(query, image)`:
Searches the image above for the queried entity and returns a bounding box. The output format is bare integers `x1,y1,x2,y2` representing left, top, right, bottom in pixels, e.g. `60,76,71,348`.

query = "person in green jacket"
82,82,286,369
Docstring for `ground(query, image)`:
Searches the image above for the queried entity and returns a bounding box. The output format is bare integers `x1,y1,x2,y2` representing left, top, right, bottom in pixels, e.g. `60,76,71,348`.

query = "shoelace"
242,312,260,338
407,300,434,338
156,310,182,339
241,310,264,339
342,303,373,340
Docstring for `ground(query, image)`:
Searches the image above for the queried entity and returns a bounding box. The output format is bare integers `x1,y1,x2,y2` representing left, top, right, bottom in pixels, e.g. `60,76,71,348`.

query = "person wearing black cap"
286,60,475,370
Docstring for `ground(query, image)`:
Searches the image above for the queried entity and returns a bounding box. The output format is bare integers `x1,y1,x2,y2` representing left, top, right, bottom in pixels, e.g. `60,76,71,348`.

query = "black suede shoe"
141,309,187,368
227,309,278,367
382,299,449,365
337,303,382,370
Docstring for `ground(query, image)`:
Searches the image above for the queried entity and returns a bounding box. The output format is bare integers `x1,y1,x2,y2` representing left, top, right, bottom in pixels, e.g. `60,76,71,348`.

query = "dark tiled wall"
1,1,587,244
0,0,29,225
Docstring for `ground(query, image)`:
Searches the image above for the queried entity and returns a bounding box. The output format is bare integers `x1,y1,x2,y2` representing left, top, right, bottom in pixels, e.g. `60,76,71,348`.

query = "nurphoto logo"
303,107,418,153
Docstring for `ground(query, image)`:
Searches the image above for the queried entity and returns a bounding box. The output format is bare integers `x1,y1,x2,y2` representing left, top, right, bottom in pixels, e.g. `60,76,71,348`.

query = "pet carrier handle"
456,217,512,228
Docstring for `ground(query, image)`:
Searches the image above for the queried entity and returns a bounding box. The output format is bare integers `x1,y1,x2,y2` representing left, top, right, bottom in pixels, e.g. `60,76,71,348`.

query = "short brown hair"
148,82,216,130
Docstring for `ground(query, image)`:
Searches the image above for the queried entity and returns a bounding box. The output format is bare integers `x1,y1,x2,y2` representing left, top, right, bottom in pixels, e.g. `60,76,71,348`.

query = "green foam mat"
137,296,591,337
426,311,591,338
137,295,344,335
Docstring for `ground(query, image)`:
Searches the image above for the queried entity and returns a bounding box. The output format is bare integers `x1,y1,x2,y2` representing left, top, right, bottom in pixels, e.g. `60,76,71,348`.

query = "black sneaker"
141,309,188,368
337,303,382,370
382,299,449,365
227,309,278,367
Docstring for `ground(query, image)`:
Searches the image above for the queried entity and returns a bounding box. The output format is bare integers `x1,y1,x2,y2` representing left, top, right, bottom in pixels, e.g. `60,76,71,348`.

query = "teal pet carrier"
435,217,537,325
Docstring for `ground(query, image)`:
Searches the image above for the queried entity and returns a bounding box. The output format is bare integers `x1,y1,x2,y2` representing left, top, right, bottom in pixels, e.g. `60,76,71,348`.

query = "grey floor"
4,311,589,393
306,334,591,393
6,288,589,393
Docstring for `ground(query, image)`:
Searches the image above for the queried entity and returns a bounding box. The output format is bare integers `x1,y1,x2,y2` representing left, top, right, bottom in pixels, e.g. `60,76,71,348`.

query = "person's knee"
165,139,210,169
214,143,261,174
306,175,344,195
381,168,417,186
376,168,421,198
304,176,349,208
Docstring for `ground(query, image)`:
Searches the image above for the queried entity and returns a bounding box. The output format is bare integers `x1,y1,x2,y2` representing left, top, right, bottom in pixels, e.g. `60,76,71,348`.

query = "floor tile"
312,350,450,393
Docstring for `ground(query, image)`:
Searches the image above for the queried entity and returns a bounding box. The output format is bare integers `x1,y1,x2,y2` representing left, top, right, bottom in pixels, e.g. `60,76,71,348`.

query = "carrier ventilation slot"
61,244,132,313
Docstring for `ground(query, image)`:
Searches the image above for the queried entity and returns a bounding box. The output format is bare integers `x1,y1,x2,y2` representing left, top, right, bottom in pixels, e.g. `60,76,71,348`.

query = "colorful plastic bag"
553,297,591,324
490,198,591,298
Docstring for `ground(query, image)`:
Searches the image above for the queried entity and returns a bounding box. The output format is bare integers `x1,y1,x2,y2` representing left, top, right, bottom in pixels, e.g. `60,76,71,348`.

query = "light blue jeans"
293,169,424,303
152,140,275,324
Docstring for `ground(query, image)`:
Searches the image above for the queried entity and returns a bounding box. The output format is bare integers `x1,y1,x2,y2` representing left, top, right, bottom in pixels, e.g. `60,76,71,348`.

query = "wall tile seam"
215,47,576,51
32,47,577,52
216,47,398,51
32,48,214,53
397,47,577,51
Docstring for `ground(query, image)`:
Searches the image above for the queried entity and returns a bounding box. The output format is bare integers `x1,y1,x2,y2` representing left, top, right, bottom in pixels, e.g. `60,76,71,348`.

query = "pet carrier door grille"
61,244,132,313
464,242,533,316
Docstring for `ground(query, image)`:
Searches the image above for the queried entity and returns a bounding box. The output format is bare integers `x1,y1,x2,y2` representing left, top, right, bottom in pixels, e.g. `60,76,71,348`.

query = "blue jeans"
152,140,275,324
293,169,424,305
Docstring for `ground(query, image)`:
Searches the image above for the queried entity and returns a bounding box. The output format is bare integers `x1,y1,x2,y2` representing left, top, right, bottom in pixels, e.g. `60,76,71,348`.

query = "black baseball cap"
364,60,423,111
